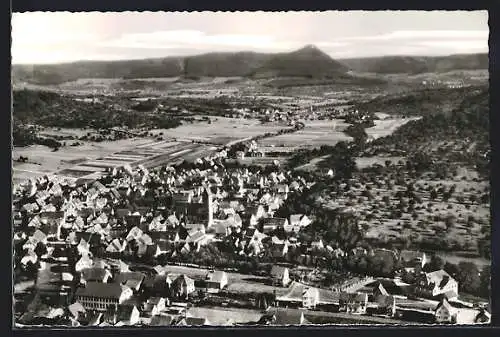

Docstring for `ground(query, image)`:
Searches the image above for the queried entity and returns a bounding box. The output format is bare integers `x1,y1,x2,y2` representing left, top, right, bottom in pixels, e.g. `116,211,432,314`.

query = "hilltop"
251,45,348,78
340,53,488,74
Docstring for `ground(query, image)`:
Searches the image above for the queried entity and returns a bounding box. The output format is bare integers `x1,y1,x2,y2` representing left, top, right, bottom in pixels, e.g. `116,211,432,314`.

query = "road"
271,307,416,325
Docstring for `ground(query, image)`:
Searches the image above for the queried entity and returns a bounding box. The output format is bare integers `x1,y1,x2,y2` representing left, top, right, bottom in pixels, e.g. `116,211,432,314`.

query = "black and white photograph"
11,10,491,327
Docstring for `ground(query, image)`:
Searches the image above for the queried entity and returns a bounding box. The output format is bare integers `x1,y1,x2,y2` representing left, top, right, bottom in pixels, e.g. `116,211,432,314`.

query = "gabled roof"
80,268,111,282
373,282,389,296
75,282,128,299
114,272,145,286
173,274,194,287
425,270,455,289
339,292,368,302
435,297,453,312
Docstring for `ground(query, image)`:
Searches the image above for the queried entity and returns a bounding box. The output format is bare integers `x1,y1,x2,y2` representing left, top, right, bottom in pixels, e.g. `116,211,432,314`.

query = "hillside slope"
340,53,488,74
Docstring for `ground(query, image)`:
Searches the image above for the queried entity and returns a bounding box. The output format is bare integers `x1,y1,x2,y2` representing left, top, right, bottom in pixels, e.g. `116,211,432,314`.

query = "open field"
296,155,331,171
258,119,352,148
366,117,421,140
157,117,290,145
12,138,152,182
187,306,263,325
12,137,218,183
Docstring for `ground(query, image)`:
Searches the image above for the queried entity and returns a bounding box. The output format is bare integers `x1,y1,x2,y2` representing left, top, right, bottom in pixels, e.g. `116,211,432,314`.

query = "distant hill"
339,53,488,74
11,45,348,85
12,58,185,84
251,45,349,78
183,51,271,77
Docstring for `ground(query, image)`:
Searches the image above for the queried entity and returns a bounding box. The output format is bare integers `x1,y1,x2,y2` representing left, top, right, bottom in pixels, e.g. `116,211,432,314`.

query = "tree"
423,255,445,272
312,210,364,251
430,189,438,200
34,242,47,257
444,262,459,279
456,261,481,294
479,266,490,298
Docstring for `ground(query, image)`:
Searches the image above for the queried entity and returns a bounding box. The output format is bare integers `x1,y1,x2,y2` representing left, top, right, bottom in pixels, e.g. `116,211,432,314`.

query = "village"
12,140,491,327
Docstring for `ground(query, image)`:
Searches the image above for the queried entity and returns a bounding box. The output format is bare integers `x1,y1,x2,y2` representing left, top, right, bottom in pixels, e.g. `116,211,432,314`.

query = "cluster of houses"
21,253,232,326
12,159,490,326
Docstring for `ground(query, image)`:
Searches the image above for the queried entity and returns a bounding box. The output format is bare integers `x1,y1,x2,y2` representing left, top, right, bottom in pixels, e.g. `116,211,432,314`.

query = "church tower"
203,185,214,228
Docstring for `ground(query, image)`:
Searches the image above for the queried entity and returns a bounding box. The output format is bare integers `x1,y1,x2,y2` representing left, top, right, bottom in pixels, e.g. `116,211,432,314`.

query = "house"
171,274,195,299
270,266,291,287
143,297,167,317
165,214,180,228
205,271,228,293
68,302,86,321
104,304,140,326
269,241,289,258
245,228,267,243
415,270,459,300
154,240,174,258
339,292,368,314
106,239,127,253
214,220,233,237
274,184,290,195
75,254,93,273
302,287,320,309
286,214,311,233
374,294,396,317
260,218,288,234
126,226,143,242
310,239,324,251
435,299,489,324
143,274,174,297
77,239,91,256
80,268,113,285
186,231,212,251
400,250,428,269
435,298,457,323
74,283,133,312
113,272,146,292
20,250,38,267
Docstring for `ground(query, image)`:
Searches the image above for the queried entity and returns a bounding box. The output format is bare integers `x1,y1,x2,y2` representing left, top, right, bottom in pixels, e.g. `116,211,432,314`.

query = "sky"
11,11,489,64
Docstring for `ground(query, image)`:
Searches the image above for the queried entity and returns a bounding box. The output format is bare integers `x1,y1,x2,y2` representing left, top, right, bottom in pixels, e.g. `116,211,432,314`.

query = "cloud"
339,30,488,41
415,39,488,51
101,30,316,52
